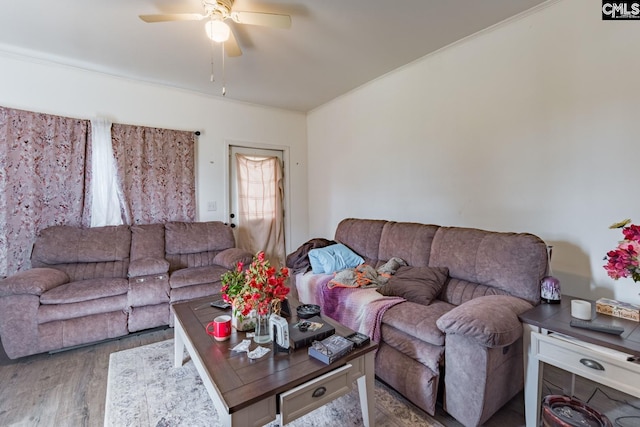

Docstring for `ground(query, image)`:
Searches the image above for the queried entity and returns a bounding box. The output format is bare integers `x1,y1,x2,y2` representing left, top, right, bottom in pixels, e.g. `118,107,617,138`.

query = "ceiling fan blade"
231,11,291,29
139,13,206,23
224,29,242,57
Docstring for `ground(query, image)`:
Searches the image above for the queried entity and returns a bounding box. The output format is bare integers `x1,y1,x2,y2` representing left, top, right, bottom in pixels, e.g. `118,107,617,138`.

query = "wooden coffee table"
172,297,378,427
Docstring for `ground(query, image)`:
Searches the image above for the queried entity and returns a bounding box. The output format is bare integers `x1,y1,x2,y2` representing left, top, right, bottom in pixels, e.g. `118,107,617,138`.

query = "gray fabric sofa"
293,218,548,426
0,221,251,359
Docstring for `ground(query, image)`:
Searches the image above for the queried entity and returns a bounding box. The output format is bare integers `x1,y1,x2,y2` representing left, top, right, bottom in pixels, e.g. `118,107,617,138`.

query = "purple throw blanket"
317,278,405,343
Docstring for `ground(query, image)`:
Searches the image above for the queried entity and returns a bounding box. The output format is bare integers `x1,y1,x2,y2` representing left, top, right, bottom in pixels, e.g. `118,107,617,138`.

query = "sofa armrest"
213,248,253,270
128,258,170,278
436,295,533,348
0,268,69,297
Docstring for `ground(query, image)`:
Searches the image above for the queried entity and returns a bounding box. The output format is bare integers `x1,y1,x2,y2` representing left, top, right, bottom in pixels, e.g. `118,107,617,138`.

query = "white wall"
0,51,308,253
307,0,640,303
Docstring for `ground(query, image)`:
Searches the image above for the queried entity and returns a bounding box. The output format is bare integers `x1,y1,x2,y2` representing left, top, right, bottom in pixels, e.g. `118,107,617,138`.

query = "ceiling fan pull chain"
210,38,216,82
222,43,226,96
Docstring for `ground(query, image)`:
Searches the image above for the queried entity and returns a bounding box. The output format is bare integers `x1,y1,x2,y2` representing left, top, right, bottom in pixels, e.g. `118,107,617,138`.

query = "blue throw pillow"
308,243,364,274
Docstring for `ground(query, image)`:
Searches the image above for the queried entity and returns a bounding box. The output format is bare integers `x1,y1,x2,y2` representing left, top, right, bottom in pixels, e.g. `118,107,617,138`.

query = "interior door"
229,145,285,264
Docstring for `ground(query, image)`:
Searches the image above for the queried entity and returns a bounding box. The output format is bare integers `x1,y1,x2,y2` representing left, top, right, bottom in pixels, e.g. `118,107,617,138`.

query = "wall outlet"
207,201,217,211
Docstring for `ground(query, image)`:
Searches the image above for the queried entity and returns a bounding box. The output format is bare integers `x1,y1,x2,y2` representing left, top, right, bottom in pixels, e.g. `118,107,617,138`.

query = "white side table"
519,297,640,427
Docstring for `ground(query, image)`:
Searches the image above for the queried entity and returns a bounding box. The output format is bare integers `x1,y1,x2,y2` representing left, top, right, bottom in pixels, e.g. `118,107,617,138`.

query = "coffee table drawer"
280,364,352,424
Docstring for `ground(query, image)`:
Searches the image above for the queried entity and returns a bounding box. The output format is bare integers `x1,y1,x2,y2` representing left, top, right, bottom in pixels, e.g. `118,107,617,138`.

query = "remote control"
210,299,231,309
569,319,624,335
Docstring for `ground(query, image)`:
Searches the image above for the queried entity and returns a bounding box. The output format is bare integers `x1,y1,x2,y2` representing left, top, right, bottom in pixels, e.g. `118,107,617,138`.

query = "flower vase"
253,311,272,344
232,305,256,332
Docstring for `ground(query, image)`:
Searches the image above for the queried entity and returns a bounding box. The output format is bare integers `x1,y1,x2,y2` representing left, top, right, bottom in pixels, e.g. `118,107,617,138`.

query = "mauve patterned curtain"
111,124,195,225
0,106,89,277
235,153,285,267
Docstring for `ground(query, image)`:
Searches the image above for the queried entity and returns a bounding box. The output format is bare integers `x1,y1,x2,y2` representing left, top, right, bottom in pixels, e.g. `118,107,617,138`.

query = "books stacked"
308,334,354,364
596,298,640,322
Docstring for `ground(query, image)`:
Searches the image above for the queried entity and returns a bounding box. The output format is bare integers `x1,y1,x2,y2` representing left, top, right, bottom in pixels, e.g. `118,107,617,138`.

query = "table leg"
523,325,543,427
357,351,376,427
569,373,576,397
174,318,185,368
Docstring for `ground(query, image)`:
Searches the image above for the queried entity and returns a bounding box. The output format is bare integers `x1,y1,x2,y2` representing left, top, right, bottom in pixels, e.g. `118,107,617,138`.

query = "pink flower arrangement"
220,251,290,316
603,219,640,283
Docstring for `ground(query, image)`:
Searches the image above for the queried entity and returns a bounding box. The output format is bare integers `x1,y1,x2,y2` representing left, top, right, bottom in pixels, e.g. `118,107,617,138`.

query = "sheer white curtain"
90,118,123,227
235,153,285,267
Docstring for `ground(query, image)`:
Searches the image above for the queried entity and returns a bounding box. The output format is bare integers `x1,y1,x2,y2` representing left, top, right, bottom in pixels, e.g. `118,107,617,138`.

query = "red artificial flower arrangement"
221,251,290,316
603,219,640,283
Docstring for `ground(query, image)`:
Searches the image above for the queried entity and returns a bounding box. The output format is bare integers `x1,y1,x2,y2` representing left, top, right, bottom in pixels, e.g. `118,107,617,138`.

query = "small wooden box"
596,298,640,322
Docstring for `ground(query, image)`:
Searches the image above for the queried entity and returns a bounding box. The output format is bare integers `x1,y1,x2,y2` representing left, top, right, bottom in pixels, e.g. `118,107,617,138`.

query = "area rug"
105,339,444,427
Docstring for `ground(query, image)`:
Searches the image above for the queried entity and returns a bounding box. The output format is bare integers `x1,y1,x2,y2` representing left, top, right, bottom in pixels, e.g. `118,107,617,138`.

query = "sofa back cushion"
439,277,511,306
165,221,235,271
428,227,547,305
165,222,234,254
130,223,165,260
31,225,131,281
378,222,439,267
334,218,386,266
32,225,131,264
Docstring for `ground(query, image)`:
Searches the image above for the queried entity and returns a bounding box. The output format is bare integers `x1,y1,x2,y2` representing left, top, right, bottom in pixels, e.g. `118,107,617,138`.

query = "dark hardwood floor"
1,329,638,427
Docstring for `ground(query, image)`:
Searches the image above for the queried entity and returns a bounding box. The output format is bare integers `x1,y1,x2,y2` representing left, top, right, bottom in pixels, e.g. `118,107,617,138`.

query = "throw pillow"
376,266,449,305
308,243,364,274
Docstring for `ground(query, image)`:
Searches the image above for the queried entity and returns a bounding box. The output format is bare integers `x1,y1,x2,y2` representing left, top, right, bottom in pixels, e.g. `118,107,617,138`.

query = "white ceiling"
0,0,548,112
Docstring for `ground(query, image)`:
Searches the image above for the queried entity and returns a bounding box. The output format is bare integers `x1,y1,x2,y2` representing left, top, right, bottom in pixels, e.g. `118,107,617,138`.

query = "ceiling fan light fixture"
205,19,230,43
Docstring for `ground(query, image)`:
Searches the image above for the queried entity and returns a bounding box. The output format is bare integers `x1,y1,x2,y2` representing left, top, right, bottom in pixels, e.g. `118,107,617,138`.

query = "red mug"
206,315,232,341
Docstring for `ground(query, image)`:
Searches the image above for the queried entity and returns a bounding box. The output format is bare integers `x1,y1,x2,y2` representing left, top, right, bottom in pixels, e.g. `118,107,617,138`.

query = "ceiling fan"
139,0,291,57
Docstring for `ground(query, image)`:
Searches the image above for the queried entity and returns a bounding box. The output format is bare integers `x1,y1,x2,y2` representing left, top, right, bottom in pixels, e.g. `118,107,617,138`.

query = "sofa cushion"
32,225,131,265
130,223,165,260
377,222,439,267
165,222,234,255
436,295,533,348
128,258,170,278
47,260,130,282
40,278,128,304
38,294,128,324
382,300,455,346
166,252,219,272
428,227,547,305
377,266,448,305
0,268,69,296
170,282,222,304
213,248,253,270
169,265,229,289
334,218,386,265
438,277,511,306
308,243,364,274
